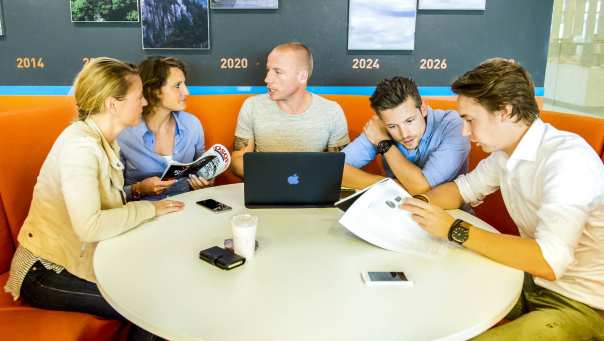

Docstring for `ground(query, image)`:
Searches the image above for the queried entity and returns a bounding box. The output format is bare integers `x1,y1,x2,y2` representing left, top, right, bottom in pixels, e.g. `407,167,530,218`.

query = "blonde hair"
273,42,314,79
73,57,139,121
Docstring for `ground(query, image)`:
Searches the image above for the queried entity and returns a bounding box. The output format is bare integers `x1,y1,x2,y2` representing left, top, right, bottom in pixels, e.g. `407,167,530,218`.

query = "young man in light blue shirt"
342,77,469,194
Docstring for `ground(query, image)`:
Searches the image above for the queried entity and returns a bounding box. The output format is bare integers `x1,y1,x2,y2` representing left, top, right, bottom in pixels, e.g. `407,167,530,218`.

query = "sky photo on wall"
70,0,140,22
210,0,278,9
141,0,210,49
348,0,417,50
418,0,486,10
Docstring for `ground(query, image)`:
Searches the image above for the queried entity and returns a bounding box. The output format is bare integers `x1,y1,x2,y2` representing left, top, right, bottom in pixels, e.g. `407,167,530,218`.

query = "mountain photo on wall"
210,0,278,9
70,0,140,22
348,0,417,50
141,0,210,49
418,0,486,10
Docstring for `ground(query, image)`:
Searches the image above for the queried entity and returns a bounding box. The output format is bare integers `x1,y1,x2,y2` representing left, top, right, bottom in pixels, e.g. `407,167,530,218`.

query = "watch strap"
377,139,395,155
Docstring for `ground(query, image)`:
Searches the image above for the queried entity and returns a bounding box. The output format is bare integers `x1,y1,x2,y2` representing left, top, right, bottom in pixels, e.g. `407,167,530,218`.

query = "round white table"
94,183,523,341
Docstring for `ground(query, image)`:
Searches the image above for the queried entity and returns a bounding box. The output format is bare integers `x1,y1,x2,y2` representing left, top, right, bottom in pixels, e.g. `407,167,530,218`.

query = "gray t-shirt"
234,93,350,152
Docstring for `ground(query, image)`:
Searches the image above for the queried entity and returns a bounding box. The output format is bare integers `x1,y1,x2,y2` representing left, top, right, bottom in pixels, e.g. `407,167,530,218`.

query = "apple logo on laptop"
287,173,300,185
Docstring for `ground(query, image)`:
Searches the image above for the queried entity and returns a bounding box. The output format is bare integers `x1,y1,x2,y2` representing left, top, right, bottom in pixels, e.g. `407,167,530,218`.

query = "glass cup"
231,214,258,259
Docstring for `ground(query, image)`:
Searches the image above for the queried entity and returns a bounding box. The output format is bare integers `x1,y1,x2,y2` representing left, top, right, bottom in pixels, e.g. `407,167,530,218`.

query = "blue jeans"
21,261,161,341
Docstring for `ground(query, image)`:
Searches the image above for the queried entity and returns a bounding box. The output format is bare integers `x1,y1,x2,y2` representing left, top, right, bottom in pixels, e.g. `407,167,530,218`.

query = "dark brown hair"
138,57,187,116
370,76,422,114
451,58,539,124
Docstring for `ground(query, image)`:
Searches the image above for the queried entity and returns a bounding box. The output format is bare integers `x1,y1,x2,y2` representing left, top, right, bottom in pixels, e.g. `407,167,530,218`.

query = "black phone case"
199,246,245,270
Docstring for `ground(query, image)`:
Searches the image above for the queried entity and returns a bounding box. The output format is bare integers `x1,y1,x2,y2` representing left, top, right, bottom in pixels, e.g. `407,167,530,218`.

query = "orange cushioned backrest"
540,111,604,156
0,101,77,242
0,196,15,273
185,94,252,184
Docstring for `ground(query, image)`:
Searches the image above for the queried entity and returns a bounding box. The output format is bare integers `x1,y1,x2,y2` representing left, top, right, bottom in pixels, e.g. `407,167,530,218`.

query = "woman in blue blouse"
118,57,212,200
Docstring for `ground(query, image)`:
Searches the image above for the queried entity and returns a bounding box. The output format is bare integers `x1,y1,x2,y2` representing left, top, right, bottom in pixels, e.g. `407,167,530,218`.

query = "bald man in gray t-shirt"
235,93,349,152
231,42,349,177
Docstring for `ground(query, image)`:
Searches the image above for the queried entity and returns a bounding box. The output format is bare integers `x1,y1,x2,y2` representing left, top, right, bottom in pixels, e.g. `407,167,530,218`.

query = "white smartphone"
361,271,413,287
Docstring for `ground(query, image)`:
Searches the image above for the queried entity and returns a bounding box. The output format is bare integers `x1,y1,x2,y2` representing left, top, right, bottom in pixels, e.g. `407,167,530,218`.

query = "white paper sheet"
339,179,449,257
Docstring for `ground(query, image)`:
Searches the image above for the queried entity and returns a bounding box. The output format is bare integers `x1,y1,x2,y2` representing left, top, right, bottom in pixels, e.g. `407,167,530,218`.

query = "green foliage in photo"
71,0,139,22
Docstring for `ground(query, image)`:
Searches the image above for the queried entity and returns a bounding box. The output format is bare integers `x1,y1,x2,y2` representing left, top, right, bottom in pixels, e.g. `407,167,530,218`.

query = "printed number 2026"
419,58,447,70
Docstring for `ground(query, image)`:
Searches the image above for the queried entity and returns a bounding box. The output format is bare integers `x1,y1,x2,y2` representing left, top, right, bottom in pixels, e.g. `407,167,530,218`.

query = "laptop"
244,152,345,208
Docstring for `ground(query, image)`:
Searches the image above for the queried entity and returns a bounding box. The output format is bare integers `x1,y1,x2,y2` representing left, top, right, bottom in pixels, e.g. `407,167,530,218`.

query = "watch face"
451,225,469,244
377,140,394,154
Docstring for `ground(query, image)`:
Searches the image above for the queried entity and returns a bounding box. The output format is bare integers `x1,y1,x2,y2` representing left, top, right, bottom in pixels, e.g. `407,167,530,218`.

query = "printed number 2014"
16,57,45,69
419,58,447,70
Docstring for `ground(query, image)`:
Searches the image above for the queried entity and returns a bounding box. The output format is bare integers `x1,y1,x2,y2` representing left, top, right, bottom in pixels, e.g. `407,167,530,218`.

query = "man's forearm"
464,226,556,281
231,136,253,178
383,148,430,195
423,182,465,209
231,153,244,178
342,164,385,189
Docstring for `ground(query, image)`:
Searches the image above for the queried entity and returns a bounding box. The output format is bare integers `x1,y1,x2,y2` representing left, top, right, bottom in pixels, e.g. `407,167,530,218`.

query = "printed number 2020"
220,58,248,69
419,58,447,70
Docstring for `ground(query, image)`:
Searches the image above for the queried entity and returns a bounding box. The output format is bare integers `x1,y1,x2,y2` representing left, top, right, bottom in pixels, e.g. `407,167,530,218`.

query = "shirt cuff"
124,185,134,202
535,236,573,280
454,174,480,205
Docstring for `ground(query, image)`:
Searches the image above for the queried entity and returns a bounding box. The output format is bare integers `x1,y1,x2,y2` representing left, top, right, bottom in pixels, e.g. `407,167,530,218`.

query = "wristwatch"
131,182,142,201
376,139,395,155
448,219,471,245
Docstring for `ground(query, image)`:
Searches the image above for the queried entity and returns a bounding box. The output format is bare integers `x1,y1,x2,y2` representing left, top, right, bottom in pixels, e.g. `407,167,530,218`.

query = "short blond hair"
73,57,139,120
273,42,314,79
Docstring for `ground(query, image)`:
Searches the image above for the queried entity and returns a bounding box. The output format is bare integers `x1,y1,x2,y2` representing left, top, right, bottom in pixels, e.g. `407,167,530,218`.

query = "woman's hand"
187,175,215,190
152,199,185,216
400,197,455,239
138,176,177,196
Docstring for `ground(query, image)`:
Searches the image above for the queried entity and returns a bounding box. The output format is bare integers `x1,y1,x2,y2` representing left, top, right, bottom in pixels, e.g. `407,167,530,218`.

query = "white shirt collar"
506,119,545,170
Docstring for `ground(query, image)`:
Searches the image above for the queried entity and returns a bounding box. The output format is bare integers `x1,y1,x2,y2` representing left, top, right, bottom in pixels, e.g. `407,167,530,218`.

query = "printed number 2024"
352,58,380,69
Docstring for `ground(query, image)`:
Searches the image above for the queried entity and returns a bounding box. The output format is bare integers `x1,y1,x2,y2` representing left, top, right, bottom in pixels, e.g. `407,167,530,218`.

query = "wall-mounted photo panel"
0,1,4,37
70,0,140,22
210,0,278,9
418,0,486,10
348,0,417,50
141,0,210,49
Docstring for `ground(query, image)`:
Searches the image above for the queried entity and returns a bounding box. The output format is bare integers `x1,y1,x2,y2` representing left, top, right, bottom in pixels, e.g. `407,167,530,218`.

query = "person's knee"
473,309,588,340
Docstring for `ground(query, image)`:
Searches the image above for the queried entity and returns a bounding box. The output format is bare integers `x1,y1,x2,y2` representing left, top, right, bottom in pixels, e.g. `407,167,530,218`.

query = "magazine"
336,178,450,258
160,144,231,181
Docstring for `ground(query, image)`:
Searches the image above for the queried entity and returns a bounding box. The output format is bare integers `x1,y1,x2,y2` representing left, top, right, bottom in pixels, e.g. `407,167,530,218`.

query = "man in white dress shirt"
402,58,604,339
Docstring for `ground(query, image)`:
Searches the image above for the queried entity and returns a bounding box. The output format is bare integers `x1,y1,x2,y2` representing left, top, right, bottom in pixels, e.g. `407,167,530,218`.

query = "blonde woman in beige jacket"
4,57,182,340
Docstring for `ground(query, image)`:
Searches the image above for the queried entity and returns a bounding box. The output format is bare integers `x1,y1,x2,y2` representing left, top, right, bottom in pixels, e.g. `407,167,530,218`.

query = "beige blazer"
18,118,155,282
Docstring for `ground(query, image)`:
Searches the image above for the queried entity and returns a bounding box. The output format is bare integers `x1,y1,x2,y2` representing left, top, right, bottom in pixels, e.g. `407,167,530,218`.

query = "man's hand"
400,197,455,239
138,176,177,196
188,175,215,190
363,115,391,145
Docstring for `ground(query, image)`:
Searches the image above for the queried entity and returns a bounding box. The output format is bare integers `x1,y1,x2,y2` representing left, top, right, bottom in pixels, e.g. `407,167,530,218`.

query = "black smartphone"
196,199,232,213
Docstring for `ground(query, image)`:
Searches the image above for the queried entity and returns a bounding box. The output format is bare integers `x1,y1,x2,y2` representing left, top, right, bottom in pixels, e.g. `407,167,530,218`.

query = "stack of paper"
337,179,449,257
